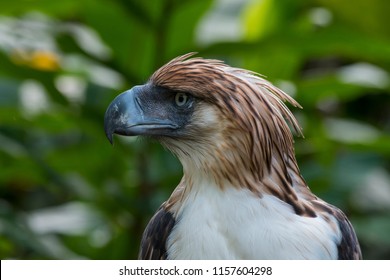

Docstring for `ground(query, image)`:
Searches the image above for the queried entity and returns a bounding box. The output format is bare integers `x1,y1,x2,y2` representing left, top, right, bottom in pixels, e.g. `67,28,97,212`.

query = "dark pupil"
178,95,185,103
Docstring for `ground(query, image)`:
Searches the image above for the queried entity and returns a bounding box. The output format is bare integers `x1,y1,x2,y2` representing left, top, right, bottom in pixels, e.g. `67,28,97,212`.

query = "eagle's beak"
104,86,178,144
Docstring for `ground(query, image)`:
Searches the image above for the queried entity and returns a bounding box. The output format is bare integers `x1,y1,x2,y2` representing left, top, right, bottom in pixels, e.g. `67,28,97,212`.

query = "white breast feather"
166,179,341,260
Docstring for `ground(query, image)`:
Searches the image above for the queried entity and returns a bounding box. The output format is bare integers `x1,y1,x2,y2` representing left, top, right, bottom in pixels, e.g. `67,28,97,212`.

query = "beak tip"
104,87,140,145
104,103,117,145
104,124,114,145
107,134,114,145
104,118,114,146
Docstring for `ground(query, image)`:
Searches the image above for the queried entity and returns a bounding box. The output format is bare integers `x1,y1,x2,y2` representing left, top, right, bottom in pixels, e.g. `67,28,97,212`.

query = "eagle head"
104,53,302,188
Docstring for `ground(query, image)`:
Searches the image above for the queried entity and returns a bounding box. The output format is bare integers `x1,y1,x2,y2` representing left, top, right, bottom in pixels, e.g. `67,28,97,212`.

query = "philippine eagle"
104,53,362,260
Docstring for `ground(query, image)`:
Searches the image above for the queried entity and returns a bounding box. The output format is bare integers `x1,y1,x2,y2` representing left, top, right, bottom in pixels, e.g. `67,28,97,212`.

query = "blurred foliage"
0,0,389,260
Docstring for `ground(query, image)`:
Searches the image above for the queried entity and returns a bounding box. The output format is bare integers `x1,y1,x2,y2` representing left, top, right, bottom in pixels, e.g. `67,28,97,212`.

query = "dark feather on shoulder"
138,206,176,260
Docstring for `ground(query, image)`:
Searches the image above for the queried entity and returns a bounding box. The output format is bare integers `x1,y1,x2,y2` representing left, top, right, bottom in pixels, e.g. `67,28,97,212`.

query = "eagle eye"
174,92,189,107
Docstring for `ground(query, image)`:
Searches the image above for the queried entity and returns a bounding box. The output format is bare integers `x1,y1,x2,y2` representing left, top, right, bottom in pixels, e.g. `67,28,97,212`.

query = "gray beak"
104,86,178,144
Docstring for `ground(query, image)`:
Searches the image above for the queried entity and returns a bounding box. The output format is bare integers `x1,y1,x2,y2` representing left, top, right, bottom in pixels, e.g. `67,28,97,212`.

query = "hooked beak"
104,86,178,144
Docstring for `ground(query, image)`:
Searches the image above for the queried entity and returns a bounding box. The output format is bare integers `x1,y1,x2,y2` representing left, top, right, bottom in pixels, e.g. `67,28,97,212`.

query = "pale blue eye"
175,93,188,107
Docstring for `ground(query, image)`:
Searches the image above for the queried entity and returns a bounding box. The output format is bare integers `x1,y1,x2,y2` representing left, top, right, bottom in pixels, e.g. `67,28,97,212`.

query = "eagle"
104,53,362,260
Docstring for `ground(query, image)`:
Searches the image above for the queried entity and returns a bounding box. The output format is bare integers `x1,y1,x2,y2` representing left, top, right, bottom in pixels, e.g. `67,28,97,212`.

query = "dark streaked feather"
138,205,175,260
336,211,362,260
311,200,362,259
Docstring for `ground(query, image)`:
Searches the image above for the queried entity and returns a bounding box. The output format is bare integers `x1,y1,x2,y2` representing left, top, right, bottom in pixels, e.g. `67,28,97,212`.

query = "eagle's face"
104,80,227,180
104,82,222,149
104,84,196,140
104,53,302,187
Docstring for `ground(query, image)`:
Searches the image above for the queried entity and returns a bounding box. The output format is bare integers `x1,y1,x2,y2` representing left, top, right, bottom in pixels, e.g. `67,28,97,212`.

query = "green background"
0,0,389,259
